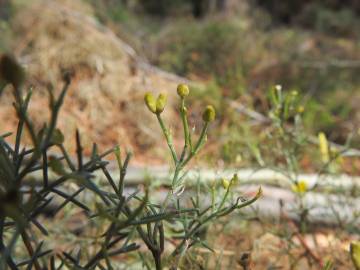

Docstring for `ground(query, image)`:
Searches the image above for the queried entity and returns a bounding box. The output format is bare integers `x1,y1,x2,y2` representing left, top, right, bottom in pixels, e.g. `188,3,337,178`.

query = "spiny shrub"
0,54,260,269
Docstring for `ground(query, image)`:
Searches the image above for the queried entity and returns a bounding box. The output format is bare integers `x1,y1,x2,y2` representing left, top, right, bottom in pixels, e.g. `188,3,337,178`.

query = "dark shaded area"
0,0,11,20
255,0,360,24
137,0,227,18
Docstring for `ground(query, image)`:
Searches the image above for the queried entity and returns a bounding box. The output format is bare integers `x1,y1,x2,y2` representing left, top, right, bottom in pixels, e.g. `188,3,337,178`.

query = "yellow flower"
292,180,307,194
230,173,239,185
221,178,230,189
350,242,360,269
297,105,304,114
156,93,167,114
144,92,157,114
202,105,216,122
177,84,190,98
318,132,330,163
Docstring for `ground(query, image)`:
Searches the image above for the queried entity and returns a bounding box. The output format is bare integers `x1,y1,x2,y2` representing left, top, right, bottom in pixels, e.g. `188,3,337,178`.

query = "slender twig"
156,114,178,165
20,230,42,270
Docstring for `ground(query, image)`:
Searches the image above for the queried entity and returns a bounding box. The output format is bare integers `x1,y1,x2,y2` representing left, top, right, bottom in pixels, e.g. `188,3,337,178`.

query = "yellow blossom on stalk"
144,92,157,114
144,92,167,114
230,173,239,185
297,105,304,114
156,93,167,114
350,242,360,269
177,84,190,98
318,132,330,163
221,178,230,189
291,180,308,194
202,105,216,122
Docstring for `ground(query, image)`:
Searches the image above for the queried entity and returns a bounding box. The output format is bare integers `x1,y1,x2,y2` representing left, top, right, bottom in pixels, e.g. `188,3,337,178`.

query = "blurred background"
0,0,359,170
1,1,360,269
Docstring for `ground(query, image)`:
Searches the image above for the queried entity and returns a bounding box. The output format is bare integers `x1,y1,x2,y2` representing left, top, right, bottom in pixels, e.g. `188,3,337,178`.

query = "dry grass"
1,0,187,163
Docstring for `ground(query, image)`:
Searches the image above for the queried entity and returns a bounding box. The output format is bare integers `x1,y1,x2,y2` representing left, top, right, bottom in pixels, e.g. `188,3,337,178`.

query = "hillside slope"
1,0,192,163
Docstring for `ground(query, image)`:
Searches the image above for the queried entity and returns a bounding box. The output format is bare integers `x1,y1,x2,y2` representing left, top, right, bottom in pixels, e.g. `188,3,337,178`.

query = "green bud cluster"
221,173,239,190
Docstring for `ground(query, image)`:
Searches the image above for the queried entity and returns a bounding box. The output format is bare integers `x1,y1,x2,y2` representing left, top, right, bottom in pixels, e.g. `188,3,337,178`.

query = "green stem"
156,114,178,165
182,122,208,167
21,230,42,270
180,99,192,159
162,122,209,212
0,217,20,270
160,166,181,214
152,250,162,270
218,187,230,210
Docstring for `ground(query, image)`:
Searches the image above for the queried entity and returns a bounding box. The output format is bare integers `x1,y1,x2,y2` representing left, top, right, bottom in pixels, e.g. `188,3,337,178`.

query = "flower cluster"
144,84,216,123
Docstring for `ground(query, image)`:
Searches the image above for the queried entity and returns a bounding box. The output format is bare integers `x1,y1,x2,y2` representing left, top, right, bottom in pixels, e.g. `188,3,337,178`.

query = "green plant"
240,85,359,268
0,54,158,269
322,260,333,270
154,20,246,93
142,84,261,269
0,54,260,269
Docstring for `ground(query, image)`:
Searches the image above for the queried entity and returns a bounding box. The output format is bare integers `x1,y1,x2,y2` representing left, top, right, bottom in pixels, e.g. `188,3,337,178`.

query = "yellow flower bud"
255,187,263,199
221,178,230,189
202,105,216,122
297,105,304,114
177,84,190,98
291,180,307,194
350,241,360,269
318,132,329,163
156,93,167,114
144,92,157,114
0,54,25,88
231,173,239,185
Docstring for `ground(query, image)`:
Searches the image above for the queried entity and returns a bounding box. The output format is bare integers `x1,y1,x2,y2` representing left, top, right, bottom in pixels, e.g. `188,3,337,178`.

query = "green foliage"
193,82,224,115
87,0,130,23
152,15,360,111
0,55,259,269
87,0,360,147
255,0,360,32
322,260,334,270
257,86,341,175
297,5,360,37
0,20,12,53
154,20,246,92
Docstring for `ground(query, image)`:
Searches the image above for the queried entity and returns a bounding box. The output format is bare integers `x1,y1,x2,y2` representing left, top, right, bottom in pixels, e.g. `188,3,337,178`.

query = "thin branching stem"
156,114,178,165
